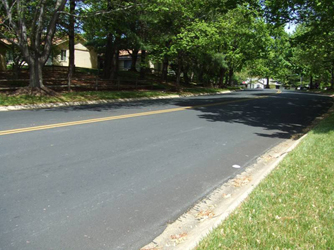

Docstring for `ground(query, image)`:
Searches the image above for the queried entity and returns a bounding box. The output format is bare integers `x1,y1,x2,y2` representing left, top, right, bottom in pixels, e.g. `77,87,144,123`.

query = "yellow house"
51,37,98,69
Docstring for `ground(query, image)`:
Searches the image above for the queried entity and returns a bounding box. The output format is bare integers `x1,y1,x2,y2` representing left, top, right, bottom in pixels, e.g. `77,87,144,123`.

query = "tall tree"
290,26,334,89
1,0,67,90
248,26,291,88
264,0,334,89
67,0,76,90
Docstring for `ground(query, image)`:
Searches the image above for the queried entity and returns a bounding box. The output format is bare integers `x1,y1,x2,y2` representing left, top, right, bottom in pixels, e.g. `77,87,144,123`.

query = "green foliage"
289,24,334,88
2,0,332,90
247,26,292,84
263,0,334,88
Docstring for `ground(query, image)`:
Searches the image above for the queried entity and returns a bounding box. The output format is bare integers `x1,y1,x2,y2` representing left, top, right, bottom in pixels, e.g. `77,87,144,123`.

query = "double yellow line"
0,94,275,136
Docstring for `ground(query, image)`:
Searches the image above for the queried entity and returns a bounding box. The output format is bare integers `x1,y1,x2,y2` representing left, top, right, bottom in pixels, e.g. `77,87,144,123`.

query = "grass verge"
307,89,334,95
0,88,230,106
197,111,334,249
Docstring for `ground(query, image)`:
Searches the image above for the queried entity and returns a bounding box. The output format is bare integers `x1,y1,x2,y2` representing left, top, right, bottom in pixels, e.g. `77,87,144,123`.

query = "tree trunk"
219,67,226,87
180,61,190,85
11,45,20,79
198,65,204,84
228,67,234,86
103,33,113,79
140,50,146,80
67,0,76,91
309,75,314,89
331,62,334,90
130,49,139,72
183,67,190,85
109,47,116,81
111,35,120,81
103,0,113,78
161,55,168,82
13,62,20,79
175,52,182,91
29,60,44,88
266,76,270,89
115,49,119,79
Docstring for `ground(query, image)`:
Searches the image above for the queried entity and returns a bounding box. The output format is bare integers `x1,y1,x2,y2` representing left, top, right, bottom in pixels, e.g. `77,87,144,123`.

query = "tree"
264,0,334,89
67,0,76,90
145,0,262,88
0,0,67,90
248,26,291,88
290,25,334,89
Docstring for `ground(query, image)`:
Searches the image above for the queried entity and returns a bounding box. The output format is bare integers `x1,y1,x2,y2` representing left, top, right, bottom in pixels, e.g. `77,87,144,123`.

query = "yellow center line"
0,94,277,136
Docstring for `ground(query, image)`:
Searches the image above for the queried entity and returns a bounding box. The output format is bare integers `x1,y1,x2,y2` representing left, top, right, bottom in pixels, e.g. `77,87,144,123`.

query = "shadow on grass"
311,112,334,134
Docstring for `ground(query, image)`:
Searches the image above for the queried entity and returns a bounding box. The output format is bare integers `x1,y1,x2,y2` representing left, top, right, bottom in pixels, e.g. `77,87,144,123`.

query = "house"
48,36,98,69
1,36,98,70
0,40,9,71
118,50,141,71
244,78,281,89
118,50,162,72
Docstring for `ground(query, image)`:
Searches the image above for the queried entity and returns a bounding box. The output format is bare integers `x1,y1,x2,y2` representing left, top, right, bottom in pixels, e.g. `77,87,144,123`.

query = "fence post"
117,78,120,90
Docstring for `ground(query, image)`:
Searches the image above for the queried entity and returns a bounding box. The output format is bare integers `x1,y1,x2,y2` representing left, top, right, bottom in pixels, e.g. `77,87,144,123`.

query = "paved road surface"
0,90,332,249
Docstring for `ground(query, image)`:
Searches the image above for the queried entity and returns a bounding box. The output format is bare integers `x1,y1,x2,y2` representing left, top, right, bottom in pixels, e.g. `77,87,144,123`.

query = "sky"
285,22,297,34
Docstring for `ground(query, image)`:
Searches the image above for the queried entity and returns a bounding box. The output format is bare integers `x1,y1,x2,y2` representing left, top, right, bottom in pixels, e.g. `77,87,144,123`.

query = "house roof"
1,35,87,47
0,39,11,47
119,50,142,56
53,34,87,46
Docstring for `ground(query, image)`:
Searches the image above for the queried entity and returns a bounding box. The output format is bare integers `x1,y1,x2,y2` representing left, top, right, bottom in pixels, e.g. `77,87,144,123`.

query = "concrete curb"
0,90,233,112
185,135,307,250
141,135,307,250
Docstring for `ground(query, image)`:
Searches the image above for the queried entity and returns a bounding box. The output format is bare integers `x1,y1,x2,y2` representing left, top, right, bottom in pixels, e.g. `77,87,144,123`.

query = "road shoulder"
141,137,304,250
141,100,334,250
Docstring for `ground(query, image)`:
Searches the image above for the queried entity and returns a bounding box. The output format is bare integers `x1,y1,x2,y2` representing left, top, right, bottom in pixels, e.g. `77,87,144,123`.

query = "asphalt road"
0,90,332,250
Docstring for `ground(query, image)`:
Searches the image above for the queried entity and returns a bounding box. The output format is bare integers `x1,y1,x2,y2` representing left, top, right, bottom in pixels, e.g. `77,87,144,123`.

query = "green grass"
63,90,172,101
197,111,334,249
0,90,171,106
308,89,334,95
0,87,231,106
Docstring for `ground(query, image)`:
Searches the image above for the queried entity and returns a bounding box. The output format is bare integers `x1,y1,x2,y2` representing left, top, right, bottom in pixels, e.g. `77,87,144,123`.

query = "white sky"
285,23,297,34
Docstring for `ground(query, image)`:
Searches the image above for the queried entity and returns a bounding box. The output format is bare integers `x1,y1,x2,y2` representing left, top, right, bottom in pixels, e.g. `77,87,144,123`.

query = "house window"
60,50,67,61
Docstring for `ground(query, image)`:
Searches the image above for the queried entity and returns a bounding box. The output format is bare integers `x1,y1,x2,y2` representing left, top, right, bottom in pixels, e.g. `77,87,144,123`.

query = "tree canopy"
0,0,333,89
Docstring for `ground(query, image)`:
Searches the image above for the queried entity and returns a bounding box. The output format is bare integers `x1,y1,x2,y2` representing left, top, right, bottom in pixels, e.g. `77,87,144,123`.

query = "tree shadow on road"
42,90,333,139
172,92,333,139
